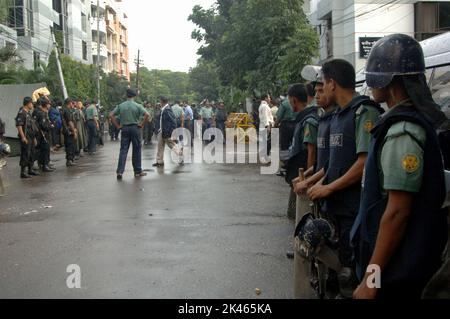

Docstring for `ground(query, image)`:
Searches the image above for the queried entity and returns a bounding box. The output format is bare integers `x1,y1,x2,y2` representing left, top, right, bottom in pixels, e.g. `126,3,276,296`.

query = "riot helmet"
365,34,425,89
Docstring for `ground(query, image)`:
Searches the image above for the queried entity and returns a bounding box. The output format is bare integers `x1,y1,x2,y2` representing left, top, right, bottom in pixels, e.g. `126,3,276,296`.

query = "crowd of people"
108,89,231,179
1,32,448,300
14,96,106,178
272,34,449,299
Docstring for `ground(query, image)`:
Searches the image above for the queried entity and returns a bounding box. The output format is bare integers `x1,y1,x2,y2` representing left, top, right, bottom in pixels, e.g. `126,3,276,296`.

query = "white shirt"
259,101,274,129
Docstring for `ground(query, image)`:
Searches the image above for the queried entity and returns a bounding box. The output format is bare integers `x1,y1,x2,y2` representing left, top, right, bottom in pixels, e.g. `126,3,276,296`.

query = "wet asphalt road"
0,139,294,299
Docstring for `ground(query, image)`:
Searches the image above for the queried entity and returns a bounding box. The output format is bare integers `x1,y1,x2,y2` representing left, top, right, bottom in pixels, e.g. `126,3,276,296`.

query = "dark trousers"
20,138,34,168
97,123,104,146
117,125,142,175
87,120,97,153
332,214,356,268
280,121,296,151
143,122,154,144
51,127,61,146
64,133,75,161
37,138,50,166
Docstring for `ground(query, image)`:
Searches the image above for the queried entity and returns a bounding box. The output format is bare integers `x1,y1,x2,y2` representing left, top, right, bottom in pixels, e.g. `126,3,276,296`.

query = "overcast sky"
122,0,216,73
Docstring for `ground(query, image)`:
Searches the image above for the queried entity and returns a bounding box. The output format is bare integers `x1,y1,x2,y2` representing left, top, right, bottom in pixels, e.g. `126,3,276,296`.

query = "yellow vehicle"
225,113,257,144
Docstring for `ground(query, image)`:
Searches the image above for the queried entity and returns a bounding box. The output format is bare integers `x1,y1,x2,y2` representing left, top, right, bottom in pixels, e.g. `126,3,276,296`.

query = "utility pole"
134,50,144,95
96,0,101,107
50,26,68,100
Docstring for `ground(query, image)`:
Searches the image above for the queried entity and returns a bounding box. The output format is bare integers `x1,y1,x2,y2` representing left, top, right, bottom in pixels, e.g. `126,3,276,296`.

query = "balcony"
90,18,107,35
105,19,117,33
92,42,108,59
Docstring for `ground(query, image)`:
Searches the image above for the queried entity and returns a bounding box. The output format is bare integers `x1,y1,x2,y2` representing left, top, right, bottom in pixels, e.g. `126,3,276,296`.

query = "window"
82,40,87,60
81,12,86,32
439,3,450,30
415,2,450,40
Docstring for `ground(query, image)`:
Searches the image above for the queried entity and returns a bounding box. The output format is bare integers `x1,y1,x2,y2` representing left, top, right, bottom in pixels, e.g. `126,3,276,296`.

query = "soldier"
172,100,184,128
294,70,336,195
33,97,55,173
307,59,384,298
97,106,106,147
85,100,99,155
143,102,153,145
215,101,227,143
110,89,149,180
351,34,448,299
283,84,319,186
16,97,39,178
62,98,78,167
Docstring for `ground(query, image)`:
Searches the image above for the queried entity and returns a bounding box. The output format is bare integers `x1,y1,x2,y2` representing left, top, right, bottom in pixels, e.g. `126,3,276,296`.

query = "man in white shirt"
259,94,274,130
259,94,274,162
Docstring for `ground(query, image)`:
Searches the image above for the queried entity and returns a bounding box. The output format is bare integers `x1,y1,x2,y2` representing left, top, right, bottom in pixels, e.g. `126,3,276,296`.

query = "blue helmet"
295,214,335,253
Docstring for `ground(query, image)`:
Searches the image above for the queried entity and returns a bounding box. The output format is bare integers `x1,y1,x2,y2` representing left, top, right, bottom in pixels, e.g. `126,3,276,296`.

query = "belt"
124,124,138,127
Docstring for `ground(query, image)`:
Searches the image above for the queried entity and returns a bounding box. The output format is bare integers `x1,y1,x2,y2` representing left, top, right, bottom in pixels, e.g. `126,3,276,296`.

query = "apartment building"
3,0,92,69
91,0,130,80
305,0,450,72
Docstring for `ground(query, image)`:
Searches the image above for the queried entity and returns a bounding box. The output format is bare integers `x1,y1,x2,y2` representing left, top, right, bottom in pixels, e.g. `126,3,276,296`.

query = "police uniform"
15,107,38,176
113,91,149,177
324,95,383,270
33,105,53,171
215,107,228,137
172,104,183,128
62,105,76,165
316,106,337,173
284,106,319,185
351,34,448,299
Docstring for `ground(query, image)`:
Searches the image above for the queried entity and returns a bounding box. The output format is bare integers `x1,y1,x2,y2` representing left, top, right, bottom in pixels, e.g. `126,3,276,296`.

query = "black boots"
20,167,31,179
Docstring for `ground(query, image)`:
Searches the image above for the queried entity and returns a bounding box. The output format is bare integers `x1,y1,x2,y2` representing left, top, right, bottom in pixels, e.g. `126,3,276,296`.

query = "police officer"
307,59,384,298
172,100,184,128
62,98,78,167
215,101,227,138
351,34,448,299
33,97,55,173
110,89,149,180
85,100,99,155
294,70,337,195
16,97,39,178
97,105,106,147
284,84,319,186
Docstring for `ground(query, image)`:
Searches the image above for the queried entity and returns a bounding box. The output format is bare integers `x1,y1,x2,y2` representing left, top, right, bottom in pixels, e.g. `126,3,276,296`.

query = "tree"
188,59,220,102
132,67,195,104
189,0,319,95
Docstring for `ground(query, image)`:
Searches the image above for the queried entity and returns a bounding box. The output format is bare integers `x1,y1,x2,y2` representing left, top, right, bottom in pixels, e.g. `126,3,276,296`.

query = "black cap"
127,89,137,98
38,96,50,106
23,97,33,106
64,98,73,106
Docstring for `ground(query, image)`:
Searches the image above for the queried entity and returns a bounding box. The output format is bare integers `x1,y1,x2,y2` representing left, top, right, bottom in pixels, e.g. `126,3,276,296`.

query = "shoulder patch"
364,120,374,132
402,154,420,173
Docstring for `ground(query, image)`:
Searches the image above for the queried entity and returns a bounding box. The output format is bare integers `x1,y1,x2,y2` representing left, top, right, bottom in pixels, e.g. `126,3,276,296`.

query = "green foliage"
189,0,319,96
188,59,220,102
132,67,196,104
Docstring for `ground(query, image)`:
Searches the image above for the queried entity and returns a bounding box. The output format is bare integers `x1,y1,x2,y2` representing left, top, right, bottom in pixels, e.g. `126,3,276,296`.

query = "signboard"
359,37,382,59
